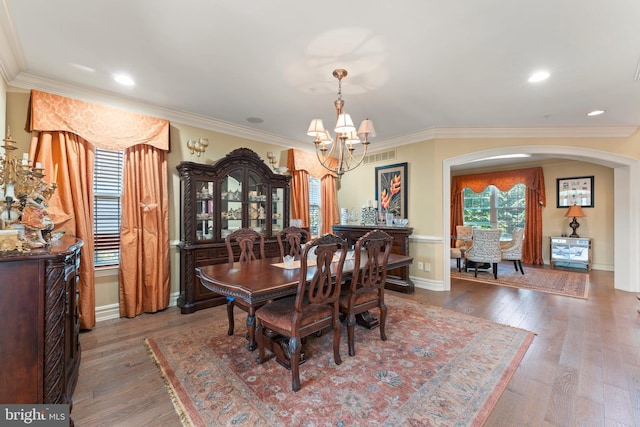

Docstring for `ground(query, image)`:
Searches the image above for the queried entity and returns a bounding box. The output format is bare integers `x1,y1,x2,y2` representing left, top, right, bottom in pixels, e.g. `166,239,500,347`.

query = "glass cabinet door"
195,180,215,241
248,171,267,235
221,169,243,239
272,186,284,234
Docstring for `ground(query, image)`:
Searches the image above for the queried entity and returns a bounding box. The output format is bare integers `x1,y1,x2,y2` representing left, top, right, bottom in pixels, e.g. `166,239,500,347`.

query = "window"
463,184,525,239
309,176,321,237
93,148,124,266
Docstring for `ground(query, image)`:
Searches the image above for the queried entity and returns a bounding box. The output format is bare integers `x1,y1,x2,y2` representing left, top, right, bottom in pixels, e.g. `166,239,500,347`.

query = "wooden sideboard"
332,225,414,293
0,236,82,418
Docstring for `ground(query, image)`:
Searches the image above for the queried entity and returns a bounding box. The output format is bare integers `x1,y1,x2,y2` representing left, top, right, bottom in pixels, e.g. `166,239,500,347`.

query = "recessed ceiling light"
587,110,605,116
114,74,135,86
528,71,550,83
246,117,264,124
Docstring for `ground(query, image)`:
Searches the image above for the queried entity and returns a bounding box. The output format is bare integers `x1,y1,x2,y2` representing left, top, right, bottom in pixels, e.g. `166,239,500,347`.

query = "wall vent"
363,149,397,165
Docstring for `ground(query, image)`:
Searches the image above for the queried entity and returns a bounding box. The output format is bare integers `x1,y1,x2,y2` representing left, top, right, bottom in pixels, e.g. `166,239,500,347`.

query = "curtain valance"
27,90,169,151
451,167,546,206
287,149,337,179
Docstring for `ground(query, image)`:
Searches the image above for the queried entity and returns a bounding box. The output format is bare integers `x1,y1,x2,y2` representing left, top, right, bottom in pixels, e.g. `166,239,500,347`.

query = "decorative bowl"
394,218,409,227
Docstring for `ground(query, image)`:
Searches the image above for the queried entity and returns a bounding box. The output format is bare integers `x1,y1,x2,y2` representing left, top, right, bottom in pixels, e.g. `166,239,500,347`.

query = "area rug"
144,295,534,427
451,261,589,299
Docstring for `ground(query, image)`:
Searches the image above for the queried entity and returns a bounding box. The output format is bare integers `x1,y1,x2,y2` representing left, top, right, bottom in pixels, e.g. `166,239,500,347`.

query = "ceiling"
1,0,639,159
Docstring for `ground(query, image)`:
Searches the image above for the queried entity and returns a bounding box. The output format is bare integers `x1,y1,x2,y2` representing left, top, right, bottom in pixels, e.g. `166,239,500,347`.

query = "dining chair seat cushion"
256,297,333,332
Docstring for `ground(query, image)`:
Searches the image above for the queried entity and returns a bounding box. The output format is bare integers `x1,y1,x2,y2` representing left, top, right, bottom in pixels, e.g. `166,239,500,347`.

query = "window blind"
93,147,124,266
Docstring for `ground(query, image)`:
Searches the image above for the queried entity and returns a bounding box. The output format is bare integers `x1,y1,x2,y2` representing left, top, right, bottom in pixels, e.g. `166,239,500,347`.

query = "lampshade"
357,119,376,138
345,131,361,144
321,130,333,144
335,113,355,133
307,119,326,137
565,205,586,218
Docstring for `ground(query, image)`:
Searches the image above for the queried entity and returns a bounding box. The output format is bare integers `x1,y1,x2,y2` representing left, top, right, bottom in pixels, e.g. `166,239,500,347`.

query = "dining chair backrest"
295,234,348,315
454,225,473,249
349,229,393,298
502,228,525,259
277,226,311,260
465,228,502,263
225,228,265,264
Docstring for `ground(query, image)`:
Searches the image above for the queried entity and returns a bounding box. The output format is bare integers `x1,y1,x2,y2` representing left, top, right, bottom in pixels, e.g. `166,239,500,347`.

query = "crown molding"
0,0,25,82
6,72,638,152
9,71,308,149
432,126,639,139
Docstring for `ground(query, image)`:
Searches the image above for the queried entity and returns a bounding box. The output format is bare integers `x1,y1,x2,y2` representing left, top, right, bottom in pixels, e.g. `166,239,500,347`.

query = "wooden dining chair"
224,228,266,337
276,226,310,260
255,233,348,392
339,229,393,357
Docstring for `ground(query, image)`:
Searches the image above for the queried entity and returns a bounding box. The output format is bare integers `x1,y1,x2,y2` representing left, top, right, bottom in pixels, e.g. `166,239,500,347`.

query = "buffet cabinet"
0,236,83,414
177,148,291,313
550,236,591,270
332,225,414,293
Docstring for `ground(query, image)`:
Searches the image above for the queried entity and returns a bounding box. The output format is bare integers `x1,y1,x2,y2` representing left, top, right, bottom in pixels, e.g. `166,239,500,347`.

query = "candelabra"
1,129,57,239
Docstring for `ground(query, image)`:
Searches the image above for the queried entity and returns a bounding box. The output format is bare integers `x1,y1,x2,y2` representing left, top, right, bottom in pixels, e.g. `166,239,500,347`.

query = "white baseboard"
411,276,446,292
95,291,181,323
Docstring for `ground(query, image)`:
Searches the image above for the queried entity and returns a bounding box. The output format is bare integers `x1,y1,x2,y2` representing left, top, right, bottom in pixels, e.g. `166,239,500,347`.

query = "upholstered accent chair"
255,234,348,392
500,227,525,274
224,228,266,336
464,228,502,279
339,229,393,357
277,226,310,260
450,225,473,272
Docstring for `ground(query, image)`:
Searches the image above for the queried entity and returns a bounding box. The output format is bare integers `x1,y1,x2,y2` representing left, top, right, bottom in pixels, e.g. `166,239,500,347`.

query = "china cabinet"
177,148,290,313
0,236,82,420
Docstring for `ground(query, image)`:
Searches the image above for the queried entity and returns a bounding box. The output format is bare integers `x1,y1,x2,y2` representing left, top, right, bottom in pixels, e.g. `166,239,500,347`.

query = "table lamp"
565,204,586,238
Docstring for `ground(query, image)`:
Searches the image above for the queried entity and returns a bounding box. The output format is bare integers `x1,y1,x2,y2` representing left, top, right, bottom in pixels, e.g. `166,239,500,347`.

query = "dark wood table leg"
246,308,257,351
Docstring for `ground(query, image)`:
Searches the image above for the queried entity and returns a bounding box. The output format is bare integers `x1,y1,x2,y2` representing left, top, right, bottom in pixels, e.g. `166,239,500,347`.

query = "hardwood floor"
71,267,640,426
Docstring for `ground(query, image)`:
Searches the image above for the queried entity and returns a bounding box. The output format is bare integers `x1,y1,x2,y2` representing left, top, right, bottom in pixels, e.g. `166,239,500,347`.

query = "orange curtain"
320,175,339,234
450,167,546,265
27,89,170,326
287,149,338,234
289,168,311,227
28,131,96,329
28,90,169,150
118,145,170,317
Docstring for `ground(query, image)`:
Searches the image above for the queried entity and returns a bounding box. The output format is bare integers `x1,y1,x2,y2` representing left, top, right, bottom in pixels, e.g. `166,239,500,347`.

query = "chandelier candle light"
307,69,375,179
0,129,57,248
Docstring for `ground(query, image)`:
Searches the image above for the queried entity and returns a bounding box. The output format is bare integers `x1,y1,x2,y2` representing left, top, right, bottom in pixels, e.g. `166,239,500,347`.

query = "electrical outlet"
423,263,431,272
417,261,424,270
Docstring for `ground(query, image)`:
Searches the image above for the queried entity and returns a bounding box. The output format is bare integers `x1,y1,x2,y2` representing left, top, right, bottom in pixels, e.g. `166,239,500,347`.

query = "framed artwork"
556,176,594,208
375,162,408,218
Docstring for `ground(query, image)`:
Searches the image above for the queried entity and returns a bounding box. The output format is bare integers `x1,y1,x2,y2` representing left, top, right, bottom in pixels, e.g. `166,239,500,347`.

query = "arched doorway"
442,145,639,293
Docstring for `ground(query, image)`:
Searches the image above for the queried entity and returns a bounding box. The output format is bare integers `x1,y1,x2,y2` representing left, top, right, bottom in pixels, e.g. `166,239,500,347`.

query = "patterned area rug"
145,295,534,426
451,261,589,299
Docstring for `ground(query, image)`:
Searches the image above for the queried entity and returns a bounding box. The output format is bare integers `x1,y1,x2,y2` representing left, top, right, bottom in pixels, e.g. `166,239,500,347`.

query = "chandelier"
307,69,376,179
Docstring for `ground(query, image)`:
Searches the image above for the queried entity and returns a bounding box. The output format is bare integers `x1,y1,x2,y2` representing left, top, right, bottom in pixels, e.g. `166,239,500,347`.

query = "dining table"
196,252,413,366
